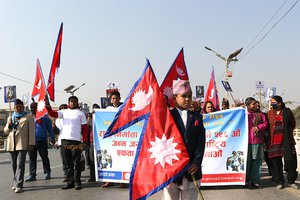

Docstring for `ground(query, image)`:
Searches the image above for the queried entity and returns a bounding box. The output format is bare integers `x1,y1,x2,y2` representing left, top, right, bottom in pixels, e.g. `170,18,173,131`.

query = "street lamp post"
205,46,243,100
64,83,86,96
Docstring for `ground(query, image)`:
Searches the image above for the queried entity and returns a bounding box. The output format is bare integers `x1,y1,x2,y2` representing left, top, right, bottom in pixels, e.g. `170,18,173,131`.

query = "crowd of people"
193,95,299,190
3,83,299,197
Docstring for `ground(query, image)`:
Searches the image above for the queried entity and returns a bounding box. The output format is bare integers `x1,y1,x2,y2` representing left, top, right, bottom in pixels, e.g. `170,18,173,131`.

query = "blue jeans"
9,150,27,188
28,140,51,176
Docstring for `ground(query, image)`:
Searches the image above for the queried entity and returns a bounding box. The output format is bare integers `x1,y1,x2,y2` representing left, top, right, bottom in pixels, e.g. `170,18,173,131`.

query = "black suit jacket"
170,108,206,181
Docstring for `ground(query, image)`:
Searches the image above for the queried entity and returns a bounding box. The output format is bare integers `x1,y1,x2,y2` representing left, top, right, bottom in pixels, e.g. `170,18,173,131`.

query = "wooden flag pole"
9,101,12,116
229,92,237,107
191,174,204,200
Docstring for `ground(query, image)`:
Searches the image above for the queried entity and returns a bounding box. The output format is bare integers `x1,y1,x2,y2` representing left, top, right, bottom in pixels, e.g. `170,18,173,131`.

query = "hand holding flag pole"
191,174,204,200
229,92,238,107
8,102,12,127
8,102,12,116
44,94,50,108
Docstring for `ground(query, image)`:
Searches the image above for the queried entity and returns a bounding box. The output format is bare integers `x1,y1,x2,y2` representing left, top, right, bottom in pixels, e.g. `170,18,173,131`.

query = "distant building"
0,110,9,151
0,110,8,135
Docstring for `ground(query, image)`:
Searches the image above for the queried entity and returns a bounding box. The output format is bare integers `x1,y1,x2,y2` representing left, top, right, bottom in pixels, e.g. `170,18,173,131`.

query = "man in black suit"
163,80,206,200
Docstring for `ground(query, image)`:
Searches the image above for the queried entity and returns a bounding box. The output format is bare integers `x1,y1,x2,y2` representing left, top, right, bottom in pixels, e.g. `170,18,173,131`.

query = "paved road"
1,149,300,200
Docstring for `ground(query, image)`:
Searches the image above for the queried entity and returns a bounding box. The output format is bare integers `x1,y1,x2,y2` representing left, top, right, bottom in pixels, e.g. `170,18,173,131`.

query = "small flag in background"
160,48,189,107
104,60,190,200
204,66,220,111
47,22,63,102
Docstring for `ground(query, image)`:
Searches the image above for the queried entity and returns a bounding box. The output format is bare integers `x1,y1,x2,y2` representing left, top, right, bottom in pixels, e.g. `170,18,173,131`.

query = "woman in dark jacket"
266,95,298,190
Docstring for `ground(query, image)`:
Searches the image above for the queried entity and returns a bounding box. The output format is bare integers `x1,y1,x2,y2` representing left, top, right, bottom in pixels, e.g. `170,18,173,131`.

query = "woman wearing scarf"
245,97,268,189
267,95,298,190
4,99,35,193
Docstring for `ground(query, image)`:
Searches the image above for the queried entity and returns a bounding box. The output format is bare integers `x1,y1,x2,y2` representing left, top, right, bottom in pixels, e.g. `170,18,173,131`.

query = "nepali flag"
32,59,44,98
160,48,189,107
104,60,190,200
204,66,220,111
32,59,48,120
47,22,63,102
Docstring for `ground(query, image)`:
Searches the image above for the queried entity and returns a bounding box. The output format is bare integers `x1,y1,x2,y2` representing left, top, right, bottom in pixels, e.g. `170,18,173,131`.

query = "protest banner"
201,107,248,186
93,109,143,183
94,107,248,186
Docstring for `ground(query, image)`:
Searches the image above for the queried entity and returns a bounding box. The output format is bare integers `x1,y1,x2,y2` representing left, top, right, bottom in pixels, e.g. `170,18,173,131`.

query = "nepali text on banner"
201,107,248,186
93,109,143,183
93,107,248,185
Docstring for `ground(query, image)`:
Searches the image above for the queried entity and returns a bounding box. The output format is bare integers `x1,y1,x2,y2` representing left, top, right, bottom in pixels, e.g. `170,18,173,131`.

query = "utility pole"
205,47,243,100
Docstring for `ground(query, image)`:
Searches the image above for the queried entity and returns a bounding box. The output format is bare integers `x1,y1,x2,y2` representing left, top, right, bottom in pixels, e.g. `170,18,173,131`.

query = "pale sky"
0,0,299,109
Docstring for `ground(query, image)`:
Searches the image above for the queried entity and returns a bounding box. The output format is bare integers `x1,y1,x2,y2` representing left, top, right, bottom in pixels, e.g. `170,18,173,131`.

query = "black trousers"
271,154,298,184
60,146,67,177
88,144,95,180
61,140,82,185
28,140,51,176
264,150,273,175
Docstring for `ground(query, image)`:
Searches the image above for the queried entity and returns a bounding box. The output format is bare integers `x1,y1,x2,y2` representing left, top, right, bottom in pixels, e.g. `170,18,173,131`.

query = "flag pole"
229,92,238,107
9,101,12,116
191,174,204,200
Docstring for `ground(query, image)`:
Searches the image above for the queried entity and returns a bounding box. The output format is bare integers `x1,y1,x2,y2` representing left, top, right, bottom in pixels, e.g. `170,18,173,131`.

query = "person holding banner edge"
102,90,126,188
245,97,268,189
85,112,96,183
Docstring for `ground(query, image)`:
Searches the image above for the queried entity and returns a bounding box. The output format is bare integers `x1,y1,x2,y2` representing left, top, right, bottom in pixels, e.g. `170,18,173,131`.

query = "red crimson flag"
104,60,190,200
32,59,48,120
204,66,220,111
160,48,189,107
32,59,45,98
47,22,63,102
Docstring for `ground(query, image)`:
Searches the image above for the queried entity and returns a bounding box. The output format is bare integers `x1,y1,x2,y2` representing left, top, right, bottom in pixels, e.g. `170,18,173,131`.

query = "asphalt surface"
1,149,300,200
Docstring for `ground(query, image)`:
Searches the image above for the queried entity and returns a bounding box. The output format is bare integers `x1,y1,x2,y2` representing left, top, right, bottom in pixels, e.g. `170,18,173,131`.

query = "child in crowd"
163,80,206,200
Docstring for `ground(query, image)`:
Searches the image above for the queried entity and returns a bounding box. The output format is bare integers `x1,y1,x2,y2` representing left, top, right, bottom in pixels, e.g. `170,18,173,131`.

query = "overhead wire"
240,0,299,59
0,70,93,104
242,0,289,55
0,71,34,86
222,0,299,86
207,1,298,99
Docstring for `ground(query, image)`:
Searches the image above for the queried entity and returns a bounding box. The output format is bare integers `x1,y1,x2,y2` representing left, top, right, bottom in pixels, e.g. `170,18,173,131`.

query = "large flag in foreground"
104,60,190,200
47,22,63,102
32,59,48,120
204,66,220,111
160,48,189,107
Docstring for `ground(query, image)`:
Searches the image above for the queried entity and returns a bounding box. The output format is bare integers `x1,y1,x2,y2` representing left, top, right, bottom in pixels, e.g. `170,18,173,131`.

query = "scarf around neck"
12,111,27,123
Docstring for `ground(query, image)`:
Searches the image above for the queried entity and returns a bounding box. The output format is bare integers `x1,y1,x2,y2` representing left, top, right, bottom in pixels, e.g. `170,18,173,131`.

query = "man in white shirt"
46,96,88,190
